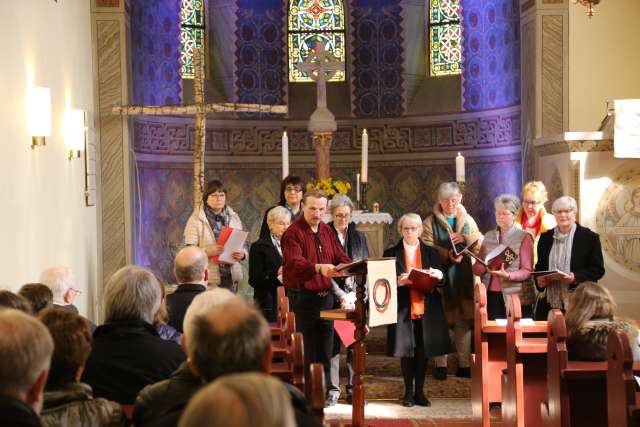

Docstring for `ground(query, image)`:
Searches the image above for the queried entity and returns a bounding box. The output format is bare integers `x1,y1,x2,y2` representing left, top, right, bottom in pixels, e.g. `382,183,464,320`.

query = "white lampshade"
64,109,86,152
27,87,51,139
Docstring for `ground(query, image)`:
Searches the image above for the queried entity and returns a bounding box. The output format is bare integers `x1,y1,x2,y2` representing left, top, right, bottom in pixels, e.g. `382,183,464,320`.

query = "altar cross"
297,43,344,111
113,48,288,208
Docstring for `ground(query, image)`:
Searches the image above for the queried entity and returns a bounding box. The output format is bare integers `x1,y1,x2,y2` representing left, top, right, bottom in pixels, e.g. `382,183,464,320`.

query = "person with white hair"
421,182,483,380
81,266,185,405
133,288,234,427
249,205,292,322
385,213,448,408
534,196,604,320
0,309,54,427
40,266,95,331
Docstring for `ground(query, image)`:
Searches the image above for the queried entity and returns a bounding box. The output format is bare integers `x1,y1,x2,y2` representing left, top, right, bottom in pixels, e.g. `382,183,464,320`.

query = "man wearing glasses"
281,189,351,407
40,266,95,331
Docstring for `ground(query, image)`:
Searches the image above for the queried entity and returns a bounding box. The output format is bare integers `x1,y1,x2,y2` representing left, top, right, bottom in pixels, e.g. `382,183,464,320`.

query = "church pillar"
312,132,333,181
520,0,569,182
91,0,134,303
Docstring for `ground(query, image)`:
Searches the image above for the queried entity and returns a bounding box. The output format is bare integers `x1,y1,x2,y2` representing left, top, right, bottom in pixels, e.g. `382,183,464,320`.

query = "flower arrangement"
306,178,352,197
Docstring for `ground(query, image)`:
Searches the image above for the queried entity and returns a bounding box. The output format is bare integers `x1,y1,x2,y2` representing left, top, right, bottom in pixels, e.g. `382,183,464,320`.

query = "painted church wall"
569,0,640,131
0,1,97,319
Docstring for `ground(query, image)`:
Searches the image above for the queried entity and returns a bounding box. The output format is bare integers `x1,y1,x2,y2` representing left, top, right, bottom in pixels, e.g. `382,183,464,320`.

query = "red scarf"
520,210,542,237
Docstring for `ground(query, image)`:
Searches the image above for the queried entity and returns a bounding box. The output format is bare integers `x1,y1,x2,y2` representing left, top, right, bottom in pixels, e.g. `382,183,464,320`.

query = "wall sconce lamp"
27,87,52,149
64,109,87,160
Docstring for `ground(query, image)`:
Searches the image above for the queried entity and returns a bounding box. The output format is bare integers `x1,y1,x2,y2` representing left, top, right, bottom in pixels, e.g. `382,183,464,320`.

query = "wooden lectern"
320,257,395,427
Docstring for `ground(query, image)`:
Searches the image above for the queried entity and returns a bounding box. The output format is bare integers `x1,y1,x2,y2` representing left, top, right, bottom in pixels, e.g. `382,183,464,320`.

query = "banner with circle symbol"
367,259,397,327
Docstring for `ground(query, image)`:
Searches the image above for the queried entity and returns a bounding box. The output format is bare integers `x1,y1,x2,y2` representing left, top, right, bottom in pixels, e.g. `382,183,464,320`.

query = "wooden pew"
471,283,546,427
607,330,640,427
271,331,305,392
309,362,326,423
501,293,548,427
539,309,611,427
272,311,296,361
270,291,290,344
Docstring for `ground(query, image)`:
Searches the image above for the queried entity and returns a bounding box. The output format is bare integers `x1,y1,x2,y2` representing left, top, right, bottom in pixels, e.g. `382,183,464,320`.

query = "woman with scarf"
183,180,247,293
385,213,448,408
516,181,556,264
534,196,605,320
472,194,534,319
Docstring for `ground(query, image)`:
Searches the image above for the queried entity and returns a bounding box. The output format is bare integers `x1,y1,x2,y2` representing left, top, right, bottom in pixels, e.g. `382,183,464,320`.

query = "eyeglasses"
402,226,419,232
285,186,302,193
334,213,351,219
523,200,540,206
275,221,290,227
71,288,82,295
208,193,226,199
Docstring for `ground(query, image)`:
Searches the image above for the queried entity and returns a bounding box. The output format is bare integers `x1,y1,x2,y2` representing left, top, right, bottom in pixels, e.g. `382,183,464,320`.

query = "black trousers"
288,289,335,393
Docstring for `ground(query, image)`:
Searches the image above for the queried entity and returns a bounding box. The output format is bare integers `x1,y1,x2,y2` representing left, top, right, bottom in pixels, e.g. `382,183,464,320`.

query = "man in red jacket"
281,189,351,406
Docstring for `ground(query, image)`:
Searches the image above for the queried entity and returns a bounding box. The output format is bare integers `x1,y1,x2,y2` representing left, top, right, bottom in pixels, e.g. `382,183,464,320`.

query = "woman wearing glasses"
516,181,556,264
183,179,247,293
249,206,292,322
385,213,448,408
325,195,369,406
259,175,305,239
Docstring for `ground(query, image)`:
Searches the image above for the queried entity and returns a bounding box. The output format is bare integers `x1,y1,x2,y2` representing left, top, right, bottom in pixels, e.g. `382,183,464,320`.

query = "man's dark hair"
189,298,270,382
38,308,92,389
19,283,53,314
0,290,32,314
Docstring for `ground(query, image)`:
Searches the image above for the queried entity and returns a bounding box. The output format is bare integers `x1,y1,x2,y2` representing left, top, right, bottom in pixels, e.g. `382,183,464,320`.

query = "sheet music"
218,229,249,264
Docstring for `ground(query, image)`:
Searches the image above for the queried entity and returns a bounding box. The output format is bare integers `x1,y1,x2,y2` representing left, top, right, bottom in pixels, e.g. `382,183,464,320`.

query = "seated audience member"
40,266,95,331
534,196,605,319
154,275,182,345
0,309,53,427
133,288,234,427
135,295,321,427
82,266,185,404
18,284,53,314
249,206,291,322
166,246,208,333
0,290,33,313
38,308,125,427
178,372,296,427
565,282,640,361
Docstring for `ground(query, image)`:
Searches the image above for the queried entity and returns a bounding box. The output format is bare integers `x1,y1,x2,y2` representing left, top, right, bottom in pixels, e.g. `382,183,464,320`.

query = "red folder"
334,320,356,347
466,244,517,271
405,268,439,293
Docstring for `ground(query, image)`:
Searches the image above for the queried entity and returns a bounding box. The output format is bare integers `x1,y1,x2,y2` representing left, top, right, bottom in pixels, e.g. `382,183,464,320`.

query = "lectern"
320,257,396,427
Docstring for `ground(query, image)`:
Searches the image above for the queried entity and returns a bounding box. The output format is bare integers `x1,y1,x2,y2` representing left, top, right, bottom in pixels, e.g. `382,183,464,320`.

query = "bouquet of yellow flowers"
306,178,352,197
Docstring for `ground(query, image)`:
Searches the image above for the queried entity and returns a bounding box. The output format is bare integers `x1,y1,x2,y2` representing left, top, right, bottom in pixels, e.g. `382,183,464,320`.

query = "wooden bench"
501,293,548,427
270,288,290,345
270,331,305,392
471,283,546,427
607,330,640,427
309,362,326,423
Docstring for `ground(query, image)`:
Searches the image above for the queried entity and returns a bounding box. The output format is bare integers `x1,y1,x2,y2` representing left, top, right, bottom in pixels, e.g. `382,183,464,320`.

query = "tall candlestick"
361,129,368,183
282,131,289,179
455,152,465,183
356,173,361,203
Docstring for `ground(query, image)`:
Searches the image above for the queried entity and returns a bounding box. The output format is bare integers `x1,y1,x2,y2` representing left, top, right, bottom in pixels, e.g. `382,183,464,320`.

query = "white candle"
361,129,368,183
455,152,465,183
282,131,289,179
356,173,361,202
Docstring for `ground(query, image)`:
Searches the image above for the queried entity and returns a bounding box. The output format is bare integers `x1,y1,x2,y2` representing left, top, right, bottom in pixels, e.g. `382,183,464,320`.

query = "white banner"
367,259,397,327
614,99,640,158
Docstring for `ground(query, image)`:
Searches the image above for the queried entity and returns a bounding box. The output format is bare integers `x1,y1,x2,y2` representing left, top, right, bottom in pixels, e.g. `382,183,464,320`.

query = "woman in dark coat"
249,206,292,322
534,196,605,320
259,176,304,239
385,213,450,408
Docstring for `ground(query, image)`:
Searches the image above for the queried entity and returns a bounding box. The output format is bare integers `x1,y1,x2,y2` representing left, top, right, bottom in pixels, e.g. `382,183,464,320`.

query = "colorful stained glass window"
180,0,205,79
288,0,346,82
429,0,462,77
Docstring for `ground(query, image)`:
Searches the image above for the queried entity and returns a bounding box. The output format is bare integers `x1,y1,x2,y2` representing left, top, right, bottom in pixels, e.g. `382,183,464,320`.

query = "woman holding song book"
472,194,534,320
533,196,605,320
385,213,449,408
183,179,247,293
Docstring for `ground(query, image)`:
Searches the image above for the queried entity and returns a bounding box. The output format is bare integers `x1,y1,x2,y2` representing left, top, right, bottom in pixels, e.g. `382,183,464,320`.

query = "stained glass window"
429,0,462,77
180,0,205,79
288,0,346,82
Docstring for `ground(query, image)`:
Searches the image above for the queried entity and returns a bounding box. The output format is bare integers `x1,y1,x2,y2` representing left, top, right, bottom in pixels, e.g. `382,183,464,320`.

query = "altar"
323,211,393,258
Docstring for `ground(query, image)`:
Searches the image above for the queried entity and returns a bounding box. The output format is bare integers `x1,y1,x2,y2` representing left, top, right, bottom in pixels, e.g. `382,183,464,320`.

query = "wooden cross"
113,48,288,208
297,43,344,112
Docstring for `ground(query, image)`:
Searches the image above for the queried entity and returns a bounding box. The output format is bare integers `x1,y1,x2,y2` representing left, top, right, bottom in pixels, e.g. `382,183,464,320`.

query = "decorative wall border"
535,138,612,157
